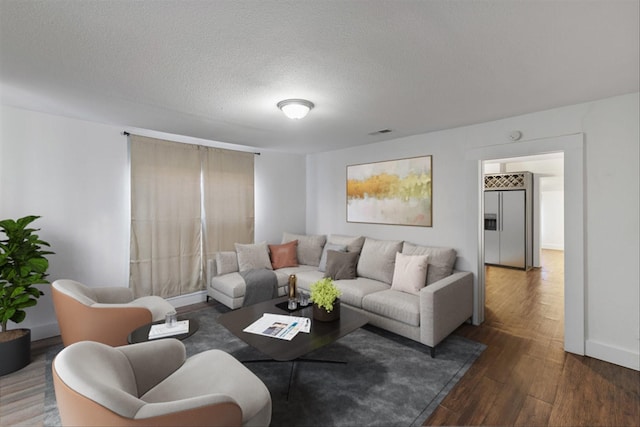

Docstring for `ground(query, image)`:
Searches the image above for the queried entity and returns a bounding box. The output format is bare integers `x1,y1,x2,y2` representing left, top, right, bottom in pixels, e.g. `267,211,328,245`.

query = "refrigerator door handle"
498,192,503,231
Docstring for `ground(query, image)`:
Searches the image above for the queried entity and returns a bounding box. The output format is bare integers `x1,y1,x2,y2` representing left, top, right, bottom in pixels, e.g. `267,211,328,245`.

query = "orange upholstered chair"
52,339,272,426
52,279,175,346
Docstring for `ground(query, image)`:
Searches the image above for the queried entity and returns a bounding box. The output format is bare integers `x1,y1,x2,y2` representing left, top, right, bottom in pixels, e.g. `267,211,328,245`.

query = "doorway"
482,154,565,342
468,133,584,355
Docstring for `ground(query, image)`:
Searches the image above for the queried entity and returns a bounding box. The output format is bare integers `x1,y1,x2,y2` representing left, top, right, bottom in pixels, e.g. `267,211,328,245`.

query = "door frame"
467,133,585,355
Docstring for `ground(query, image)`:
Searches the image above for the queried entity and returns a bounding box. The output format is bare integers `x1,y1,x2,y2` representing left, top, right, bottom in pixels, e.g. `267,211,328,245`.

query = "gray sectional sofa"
207,233,474,356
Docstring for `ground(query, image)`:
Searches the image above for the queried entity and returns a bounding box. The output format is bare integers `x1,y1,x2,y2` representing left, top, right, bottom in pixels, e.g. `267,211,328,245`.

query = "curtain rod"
122,131,260,155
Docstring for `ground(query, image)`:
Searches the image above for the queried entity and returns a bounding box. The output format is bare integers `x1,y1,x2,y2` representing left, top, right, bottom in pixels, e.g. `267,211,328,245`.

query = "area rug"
44,303,485,426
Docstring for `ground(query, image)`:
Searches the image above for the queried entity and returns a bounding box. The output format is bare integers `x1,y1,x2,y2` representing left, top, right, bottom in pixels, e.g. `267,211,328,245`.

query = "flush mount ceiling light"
277,99,314,120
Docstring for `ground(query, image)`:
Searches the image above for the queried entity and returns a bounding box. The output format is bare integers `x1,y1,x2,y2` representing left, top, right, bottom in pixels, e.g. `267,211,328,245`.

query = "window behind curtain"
202,147,255,277
129,135,254,298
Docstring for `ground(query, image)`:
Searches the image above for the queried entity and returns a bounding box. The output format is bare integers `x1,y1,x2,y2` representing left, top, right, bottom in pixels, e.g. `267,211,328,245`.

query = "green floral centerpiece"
309,277,342,322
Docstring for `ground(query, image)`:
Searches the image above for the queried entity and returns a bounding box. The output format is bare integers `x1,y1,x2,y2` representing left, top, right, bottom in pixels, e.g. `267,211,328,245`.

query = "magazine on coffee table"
243,313,311,341
148,320,190,339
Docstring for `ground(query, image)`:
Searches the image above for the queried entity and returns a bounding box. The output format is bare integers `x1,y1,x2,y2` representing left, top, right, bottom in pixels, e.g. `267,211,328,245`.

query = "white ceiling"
1,1,638,154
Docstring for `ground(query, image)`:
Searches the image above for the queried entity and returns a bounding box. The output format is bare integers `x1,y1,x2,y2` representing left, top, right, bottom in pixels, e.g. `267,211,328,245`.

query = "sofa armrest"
119,339,187,396
419,271,474,347
207,258,218,281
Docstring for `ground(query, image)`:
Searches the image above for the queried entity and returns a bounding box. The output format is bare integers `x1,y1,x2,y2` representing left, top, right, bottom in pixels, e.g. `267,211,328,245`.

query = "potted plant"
0,215,53,376
309,277,342,322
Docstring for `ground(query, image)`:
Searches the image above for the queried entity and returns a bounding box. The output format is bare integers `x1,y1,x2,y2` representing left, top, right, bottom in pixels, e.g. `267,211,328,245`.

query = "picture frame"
346,155,432,227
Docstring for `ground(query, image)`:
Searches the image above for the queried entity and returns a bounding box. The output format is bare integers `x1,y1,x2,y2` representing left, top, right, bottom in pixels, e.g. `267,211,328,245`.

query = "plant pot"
313,299,340,322
0,329,31,376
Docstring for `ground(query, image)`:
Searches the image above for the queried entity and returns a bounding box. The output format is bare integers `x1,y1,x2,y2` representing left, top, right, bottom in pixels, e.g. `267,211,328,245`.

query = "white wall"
0,105,307,339
306,93,639,370
255,151,306,243
541,190,564,250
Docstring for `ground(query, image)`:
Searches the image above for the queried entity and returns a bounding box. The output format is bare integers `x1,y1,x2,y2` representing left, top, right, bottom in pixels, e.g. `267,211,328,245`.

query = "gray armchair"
52,339,272,426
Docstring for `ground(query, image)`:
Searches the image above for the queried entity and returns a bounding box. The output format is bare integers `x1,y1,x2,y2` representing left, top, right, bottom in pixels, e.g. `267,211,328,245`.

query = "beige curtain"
202,147,254,284
130,136,203,298
130,136,255,298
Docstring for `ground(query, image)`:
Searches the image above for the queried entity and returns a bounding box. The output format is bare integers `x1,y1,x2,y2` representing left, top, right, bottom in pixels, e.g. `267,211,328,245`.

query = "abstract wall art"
347,155,432,227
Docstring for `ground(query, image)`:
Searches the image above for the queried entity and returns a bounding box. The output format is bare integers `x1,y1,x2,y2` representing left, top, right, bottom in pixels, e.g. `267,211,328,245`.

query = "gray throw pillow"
324,250,359,280
318,243,347,272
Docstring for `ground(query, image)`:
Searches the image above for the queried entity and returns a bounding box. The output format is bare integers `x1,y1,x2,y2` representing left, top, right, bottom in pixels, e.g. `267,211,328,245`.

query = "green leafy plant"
309,277,341,312
0,215,53,332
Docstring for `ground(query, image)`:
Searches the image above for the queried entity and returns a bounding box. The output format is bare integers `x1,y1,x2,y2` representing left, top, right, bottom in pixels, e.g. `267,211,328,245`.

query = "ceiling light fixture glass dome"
277,99,314,119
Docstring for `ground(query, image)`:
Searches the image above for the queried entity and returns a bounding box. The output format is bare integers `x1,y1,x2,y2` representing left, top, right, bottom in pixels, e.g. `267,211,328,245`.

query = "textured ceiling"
1,0,638,153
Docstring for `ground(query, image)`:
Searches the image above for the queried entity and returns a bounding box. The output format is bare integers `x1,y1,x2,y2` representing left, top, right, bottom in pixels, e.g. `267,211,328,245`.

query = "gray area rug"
44,302,485,426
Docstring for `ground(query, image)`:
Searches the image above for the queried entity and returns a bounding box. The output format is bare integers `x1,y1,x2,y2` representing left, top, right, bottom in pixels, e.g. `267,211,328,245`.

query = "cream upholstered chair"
52,339,272,427
52,279,175,347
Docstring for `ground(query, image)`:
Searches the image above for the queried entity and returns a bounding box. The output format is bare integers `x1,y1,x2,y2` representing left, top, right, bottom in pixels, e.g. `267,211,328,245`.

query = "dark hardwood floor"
424,250,640,426
1,250,638,426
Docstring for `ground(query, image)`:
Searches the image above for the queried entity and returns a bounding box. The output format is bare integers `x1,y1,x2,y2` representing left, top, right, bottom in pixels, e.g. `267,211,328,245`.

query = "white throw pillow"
391,252,429,295
234,242,273,272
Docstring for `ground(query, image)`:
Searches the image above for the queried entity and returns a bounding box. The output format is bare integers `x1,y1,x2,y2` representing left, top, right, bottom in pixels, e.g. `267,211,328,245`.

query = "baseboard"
166,290,208,308
585,339,639,371
541,243,564,251
29,322,61,341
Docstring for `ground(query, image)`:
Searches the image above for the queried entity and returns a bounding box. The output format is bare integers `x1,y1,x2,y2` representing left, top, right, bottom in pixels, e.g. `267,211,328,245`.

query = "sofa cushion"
318,243,347,272
216,251,239,275
391,252,429,295
293,270,325,291
357,238,403,285
282,232,326,266
235,242,273,271
363,289,420,326
273,266,319,287
332,278,390,309
268,240,298,269
402,242,456,285
327,234,365,254
324,250,359,280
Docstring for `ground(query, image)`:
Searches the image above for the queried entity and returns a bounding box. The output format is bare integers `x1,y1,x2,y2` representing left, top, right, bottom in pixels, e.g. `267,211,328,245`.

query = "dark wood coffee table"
218,296,368,362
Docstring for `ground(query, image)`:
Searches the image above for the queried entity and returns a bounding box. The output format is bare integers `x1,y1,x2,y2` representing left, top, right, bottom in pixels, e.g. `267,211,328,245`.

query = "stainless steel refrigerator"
484,172,533,270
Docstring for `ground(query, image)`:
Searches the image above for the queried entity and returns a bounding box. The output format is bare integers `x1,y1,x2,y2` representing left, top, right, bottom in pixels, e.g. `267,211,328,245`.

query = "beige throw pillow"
215,251,239,275
282,232,327,266
391,252,429,295
234,242,273,272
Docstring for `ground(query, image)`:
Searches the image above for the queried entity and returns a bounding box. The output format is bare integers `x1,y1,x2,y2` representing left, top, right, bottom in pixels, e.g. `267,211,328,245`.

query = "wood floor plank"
514,395,553,426
455,375,501,426
425,250,640,426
